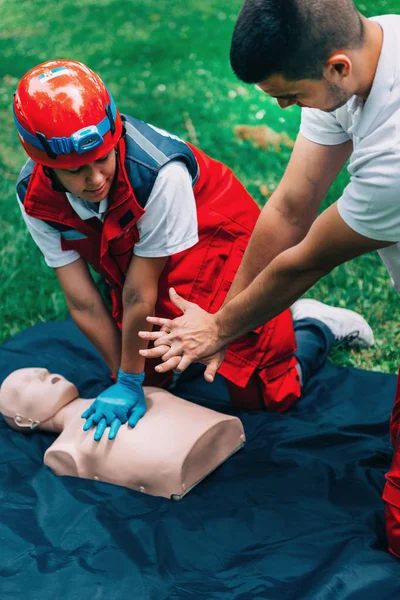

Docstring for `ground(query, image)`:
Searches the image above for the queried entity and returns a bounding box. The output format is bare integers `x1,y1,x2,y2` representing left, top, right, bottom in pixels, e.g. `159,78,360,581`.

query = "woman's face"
53,149,116,202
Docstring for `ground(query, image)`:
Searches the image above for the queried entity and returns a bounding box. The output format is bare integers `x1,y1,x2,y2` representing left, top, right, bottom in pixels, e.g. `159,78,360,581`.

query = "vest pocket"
187,226,246,313
108,226,138,255
108,226,139,272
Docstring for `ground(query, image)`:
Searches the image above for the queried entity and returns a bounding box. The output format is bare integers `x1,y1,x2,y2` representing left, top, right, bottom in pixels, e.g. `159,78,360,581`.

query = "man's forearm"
223,197,312,306
217,245,327,344
69,301,122,376
217,199,391,345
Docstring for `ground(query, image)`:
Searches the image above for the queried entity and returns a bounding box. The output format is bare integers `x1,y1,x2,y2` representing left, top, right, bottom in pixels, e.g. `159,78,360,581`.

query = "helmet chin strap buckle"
14,414,40,430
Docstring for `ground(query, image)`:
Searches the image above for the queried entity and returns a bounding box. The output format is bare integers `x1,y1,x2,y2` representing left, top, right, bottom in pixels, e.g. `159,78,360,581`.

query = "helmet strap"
36,131,58,160
105,102,116,135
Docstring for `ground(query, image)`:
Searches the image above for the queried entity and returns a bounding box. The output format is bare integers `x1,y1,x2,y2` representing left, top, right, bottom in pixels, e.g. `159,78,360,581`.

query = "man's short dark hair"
230,0,365,83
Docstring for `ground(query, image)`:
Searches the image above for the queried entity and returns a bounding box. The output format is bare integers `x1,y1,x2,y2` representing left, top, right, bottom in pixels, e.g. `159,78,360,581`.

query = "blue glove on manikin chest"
81,369,146,441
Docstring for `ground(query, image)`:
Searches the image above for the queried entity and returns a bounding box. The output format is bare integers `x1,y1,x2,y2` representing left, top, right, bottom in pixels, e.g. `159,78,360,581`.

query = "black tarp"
0,319,399,600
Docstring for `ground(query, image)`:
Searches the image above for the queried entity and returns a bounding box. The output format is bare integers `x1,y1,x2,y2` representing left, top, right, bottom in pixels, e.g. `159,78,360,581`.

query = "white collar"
66,192,108,221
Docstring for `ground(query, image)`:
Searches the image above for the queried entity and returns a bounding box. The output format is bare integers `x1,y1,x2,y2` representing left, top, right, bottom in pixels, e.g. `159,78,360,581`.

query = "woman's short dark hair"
230,0,364,83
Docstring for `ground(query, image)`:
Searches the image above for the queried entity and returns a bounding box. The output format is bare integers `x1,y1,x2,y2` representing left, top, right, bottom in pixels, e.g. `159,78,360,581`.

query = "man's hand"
81,370,146,441
138,288,227,382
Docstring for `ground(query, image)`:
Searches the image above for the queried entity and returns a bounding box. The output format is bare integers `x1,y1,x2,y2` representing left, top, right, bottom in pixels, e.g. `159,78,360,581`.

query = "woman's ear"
43,166,67,193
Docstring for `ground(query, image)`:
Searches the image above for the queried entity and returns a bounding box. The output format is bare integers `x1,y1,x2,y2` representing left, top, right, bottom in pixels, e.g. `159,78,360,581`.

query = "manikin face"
53,149,117,202
257,74,353,112
0,368,78,425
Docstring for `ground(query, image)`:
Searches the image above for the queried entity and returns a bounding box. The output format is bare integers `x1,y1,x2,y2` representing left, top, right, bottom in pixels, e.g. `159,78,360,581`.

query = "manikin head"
13,59,121,202
0,368,78,431
230,0,377,112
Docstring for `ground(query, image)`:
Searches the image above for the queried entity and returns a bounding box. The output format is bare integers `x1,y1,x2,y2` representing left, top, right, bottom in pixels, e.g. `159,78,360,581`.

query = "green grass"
0,0,399,372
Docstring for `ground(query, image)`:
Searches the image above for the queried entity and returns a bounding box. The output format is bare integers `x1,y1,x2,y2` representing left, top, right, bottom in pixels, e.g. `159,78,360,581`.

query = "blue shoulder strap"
121,115,199,208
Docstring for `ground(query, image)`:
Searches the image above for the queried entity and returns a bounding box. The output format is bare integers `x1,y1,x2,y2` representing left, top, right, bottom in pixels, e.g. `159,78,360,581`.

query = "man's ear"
323,53,352,82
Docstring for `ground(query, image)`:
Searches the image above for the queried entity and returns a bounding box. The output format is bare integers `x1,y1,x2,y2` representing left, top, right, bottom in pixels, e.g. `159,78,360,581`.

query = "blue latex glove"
81,369,146,442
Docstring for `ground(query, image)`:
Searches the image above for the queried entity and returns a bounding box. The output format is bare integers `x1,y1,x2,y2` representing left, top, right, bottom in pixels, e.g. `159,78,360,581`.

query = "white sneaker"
290,298,375,348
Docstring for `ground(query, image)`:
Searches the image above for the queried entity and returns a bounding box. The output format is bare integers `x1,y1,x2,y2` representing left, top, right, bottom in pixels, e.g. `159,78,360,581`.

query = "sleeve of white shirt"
17,195,81,268
134,161,199,257
300,107,350,145
337,150,400,242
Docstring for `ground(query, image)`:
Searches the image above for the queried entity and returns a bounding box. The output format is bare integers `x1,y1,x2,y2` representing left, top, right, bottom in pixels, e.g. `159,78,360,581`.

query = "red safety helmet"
13,59,123,169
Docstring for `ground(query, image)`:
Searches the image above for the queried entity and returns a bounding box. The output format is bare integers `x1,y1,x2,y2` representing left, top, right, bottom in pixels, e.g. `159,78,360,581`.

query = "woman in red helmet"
13,60,373,442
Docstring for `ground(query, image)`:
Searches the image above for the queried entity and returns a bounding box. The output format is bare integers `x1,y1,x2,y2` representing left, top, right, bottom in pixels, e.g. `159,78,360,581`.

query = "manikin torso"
0,369,245,499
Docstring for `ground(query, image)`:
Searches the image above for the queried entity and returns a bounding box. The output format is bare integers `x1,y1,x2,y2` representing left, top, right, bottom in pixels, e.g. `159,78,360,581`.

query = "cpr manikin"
0,369,245,500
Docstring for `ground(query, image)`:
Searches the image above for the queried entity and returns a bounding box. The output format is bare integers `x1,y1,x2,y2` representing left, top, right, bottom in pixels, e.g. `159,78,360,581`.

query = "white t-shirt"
300,14,400,290
18,160,199,268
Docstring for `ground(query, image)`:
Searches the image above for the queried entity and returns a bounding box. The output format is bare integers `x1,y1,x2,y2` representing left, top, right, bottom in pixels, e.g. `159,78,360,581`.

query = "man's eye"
96,154,109,163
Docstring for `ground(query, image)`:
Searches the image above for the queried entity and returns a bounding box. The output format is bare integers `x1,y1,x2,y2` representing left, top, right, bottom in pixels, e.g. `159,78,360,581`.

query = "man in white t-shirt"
139,1,398,374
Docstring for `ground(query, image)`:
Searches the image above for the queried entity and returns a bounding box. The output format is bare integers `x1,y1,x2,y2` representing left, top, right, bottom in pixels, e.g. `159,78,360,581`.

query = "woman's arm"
55,258,122,376
120,254,168,374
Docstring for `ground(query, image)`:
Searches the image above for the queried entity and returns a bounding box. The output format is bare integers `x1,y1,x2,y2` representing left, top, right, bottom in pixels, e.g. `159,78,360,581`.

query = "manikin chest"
44,388,245,500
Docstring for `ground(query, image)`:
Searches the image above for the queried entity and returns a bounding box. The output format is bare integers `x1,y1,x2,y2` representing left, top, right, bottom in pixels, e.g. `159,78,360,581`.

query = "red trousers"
382,369,400,557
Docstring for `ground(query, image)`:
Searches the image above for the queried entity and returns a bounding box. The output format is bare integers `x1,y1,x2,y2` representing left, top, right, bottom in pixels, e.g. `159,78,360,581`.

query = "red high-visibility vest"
22,136,300,411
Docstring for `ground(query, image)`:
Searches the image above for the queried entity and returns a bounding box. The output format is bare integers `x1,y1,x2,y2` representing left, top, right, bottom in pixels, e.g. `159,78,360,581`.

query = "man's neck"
354,17,384,99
